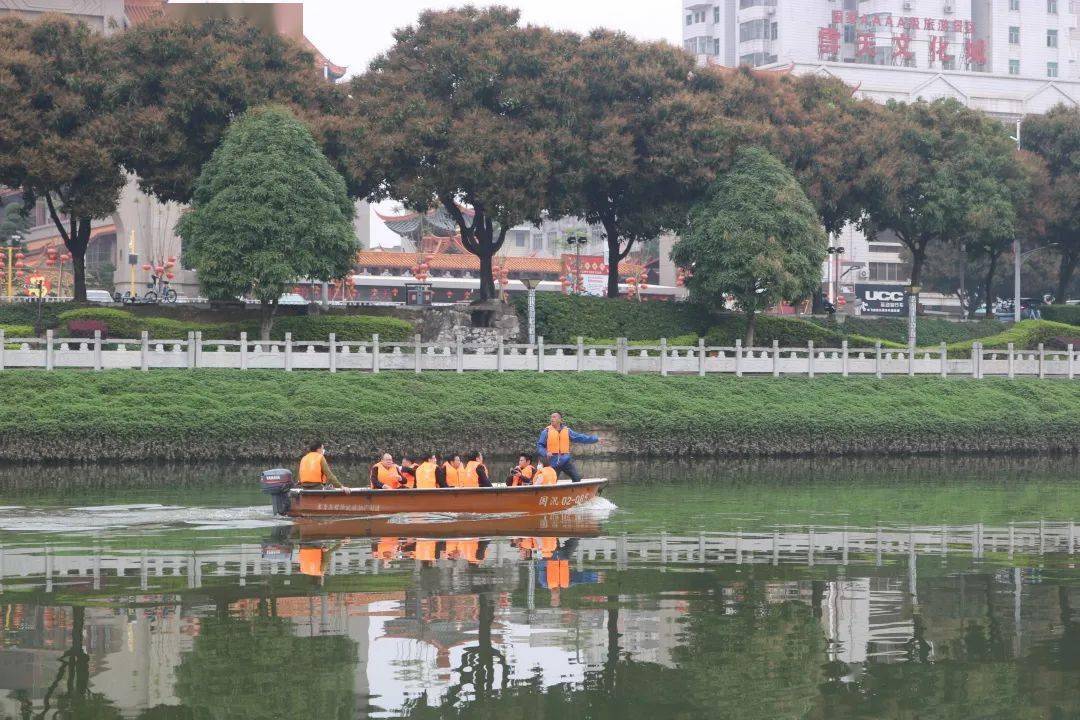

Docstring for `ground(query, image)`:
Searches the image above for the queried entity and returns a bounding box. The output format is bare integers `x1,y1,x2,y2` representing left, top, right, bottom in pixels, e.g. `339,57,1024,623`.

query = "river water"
0,456,1078,719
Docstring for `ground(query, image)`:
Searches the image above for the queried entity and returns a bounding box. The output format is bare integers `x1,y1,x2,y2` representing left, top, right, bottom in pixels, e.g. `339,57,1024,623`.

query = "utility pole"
1012,118,1022,323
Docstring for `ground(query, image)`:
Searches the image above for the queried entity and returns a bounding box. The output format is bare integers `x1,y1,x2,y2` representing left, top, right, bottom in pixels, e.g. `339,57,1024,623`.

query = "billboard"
855,284,908,316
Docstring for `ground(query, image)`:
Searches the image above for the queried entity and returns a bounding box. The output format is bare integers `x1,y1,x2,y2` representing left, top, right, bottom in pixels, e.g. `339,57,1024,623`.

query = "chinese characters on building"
818,13,986,70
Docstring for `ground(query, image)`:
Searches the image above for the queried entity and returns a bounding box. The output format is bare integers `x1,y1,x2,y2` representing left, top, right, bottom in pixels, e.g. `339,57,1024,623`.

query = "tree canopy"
671,146,826,345
177,106,356,338
0,14,125,301
1021,104,1080,303
335,7,580,301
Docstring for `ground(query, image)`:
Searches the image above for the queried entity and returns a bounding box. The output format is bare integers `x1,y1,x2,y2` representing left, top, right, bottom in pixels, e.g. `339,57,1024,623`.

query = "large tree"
177,106,356,339
109,15,331,204
0,14,125,301
672,147,826,346
334,7,578,302
1020,104,1080,304
570,31,734,297
858,98,1027,322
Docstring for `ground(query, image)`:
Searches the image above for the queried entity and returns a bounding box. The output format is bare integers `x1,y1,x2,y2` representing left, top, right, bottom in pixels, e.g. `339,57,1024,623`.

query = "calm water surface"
0,456,1078,719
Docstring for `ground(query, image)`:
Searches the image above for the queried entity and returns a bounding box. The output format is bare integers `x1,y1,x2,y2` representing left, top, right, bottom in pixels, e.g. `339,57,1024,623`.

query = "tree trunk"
983,252,999,319
744,305,757,347
603,217,621,298
259,300,279,341
43,195,91,301
478,250,496,301
440,200,504,303
1055,252,1077,305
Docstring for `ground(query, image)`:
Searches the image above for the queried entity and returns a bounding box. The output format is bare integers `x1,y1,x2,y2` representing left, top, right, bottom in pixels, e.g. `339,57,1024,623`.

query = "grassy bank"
2,371,1080,462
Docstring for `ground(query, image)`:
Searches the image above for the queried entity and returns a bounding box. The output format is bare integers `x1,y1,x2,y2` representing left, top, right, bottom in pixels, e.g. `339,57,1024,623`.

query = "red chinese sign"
818,11,985,69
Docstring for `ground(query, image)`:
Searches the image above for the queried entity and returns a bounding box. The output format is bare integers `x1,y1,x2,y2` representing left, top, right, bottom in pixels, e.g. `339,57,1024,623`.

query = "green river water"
0,455,1078,719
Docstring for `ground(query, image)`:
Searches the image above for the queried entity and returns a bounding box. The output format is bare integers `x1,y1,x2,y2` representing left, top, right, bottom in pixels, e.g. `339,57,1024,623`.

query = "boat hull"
285,478,607,518
290,511,604,540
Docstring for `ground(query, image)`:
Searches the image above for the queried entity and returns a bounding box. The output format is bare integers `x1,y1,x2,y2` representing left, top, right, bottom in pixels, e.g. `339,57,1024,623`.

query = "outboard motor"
260,468,294,516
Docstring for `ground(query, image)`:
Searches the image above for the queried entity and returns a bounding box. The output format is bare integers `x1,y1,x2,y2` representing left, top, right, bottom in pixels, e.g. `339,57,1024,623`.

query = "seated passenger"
298,441,348,492
399,456,418,488
508,454,536,486
463,451,492,488
369,453,404,489
534,459,558,486
440,453,464,487
415,453,439,489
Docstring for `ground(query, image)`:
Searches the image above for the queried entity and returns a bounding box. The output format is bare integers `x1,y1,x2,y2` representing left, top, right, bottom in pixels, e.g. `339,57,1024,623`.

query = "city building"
684,0,1080,314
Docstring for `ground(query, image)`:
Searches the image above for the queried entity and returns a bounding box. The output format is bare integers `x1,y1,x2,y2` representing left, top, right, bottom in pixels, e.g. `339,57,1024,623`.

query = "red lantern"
45,258,55,268
14,260,24,270
15,269,24,279
167,256,177,264
142,263,152,271
46,247,57,260
446,290,453,298
165,260,175,269
166,271,175,280
15,252,24,262
391,287,399,297
154,265,165,274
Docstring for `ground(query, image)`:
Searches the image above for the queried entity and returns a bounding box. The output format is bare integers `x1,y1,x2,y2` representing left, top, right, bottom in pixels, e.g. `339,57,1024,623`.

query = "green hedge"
3,371,1080,462
809,316,1006,346
703,315,904,349
945,320,1080,355
0,302,79,330
0,323,34,337
269,315,413,342
1042,305,1080,326
512,294,713,344
55,308,413,342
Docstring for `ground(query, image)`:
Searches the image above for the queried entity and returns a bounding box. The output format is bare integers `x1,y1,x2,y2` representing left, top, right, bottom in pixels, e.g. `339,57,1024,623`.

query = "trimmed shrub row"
809,316,1007,346
3,371,1080,462
1042,305,1080,326
512,293,713,344
55,307,413,342
945,320,1080,355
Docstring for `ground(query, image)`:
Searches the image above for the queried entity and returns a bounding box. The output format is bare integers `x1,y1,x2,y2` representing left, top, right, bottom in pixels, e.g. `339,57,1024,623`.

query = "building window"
1048,0,1058,12
713,38,721,54
531,234,543,250
513,230,528,248
739,0,777,7
1009,26,1020,44
1009,0,1019,9
686,13,693,26
843,24,856,43
868,243,903,253
770,22,778,40
714,5,720,22
1048,29,1058,47
1009,58,1020,74
738,52,777,66
739,18,767,42
1048,61,1059,77
868,262,908,282
683,39,695,53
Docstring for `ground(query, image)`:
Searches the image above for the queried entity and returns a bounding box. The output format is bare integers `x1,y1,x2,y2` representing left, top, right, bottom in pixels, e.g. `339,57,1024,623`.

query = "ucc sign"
856,284,909,316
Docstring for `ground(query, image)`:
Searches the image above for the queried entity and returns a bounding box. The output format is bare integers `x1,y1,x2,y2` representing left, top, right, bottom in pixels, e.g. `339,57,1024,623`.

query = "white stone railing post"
239,332,248,370
940,342,947,378
95,330,103,371
0,329,5,371
577,337,585,372
735,339,742,377
1069,344,1075,380
660,338,668,376
284,332,293,371
1038,343,1045,379
456,334,463,373
971,342,979,379
618,338,628,375
841,340,849,378
185,331,194,369
140,331,149,372
698,338,706,376
46,329,54,371
537,336,545,373
414,334,422,374
497,337,504,372
874,342,882,379
807,341,815,379
329,333,337,373
907,340,915,377
195,331,203,367
1008,342,1015,379
772,340,780,378
372,333,380,374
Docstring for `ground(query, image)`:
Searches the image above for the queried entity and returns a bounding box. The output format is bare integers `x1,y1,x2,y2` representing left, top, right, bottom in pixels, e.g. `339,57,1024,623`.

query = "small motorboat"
260,469,608,518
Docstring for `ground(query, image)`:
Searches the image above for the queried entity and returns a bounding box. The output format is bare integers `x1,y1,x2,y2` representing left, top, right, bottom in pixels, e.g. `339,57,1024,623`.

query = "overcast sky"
301,0,683,78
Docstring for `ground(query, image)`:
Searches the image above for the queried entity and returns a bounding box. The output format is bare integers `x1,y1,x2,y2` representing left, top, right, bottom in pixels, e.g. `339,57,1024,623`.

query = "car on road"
85,289,114,304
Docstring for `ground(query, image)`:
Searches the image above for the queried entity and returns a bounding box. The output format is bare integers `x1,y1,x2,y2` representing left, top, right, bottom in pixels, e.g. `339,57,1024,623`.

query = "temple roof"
375,206,472,238
355,251,563,274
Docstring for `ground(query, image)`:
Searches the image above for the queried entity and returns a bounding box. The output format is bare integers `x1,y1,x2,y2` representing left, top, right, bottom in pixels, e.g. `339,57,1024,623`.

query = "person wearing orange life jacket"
462,451,492,488
298,441,349,492
507,454,536,486
533,458,558,486
439,453,463,488
369,453,404,489
415,453,439,489
398,456,418,489
536,412,599,483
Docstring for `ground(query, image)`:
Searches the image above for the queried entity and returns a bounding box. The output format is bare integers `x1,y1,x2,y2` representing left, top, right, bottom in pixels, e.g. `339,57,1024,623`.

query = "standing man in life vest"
298,441,349,492
369,453,404,489
536,412,599,483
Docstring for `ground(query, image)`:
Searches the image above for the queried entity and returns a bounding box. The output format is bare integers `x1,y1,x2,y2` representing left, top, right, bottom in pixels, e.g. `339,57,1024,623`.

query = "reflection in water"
0,458,1079,718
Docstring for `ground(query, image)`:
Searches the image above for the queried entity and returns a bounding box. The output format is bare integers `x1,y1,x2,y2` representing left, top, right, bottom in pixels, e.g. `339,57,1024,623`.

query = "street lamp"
520,277,540,345
1011,118,1022,323
2,233,24,300
565,231,589,295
